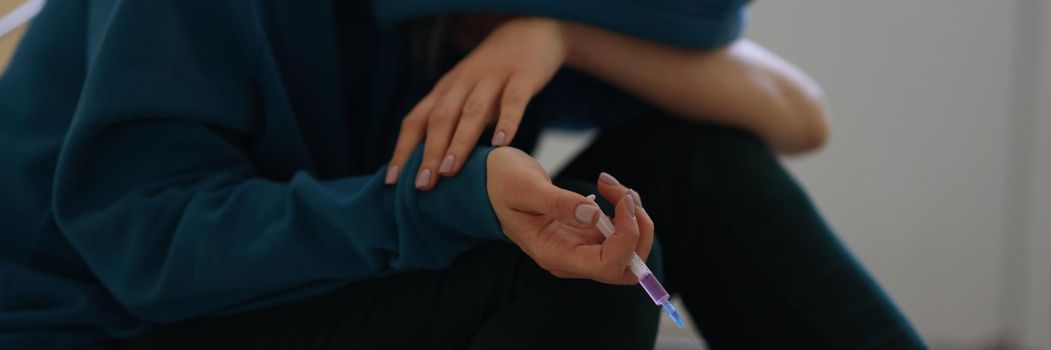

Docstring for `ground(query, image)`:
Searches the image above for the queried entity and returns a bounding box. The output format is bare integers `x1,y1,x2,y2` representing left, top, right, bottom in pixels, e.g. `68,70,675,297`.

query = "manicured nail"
574,204,599,225
625,194,636,218
599,172,620,186
439,155,455,175
629,189,642,208
385,165,399,185
415,169,431,189
586,194,597,201
492,131,506,146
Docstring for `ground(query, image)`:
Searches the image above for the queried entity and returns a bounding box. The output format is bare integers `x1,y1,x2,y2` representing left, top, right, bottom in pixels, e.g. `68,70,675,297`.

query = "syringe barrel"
589,201,685,327
638,272,670,305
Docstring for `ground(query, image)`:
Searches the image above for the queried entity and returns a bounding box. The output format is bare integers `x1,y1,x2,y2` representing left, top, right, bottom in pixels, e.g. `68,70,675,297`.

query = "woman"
0,0,925,349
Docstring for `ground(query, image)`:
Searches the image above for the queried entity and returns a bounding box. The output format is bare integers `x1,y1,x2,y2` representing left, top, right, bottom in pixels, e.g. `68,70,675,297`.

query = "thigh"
557,115,925,349
121,240,660,349
119,243,527,350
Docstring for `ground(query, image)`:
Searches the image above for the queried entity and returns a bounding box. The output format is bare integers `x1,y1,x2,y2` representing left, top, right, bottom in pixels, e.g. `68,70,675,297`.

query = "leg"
121,186,661,350
557,115,926,349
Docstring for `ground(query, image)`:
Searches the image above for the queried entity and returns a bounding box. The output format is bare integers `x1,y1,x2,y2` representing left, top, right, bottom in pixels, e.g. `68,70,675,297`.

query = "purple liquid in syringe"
638,273,670,305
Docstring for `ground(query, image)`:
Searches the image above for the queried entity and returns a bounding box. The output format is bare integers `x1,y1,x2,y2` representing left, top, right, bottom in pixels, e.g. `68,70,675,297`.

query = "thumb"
550,187,603,229
519,183,601,229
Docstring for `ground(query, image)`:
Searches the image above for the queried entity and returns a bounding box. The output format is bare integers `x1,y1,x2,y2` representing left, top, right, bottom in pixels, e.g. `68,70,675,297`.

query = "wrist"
511,17,575,68
450,14,515,49
559,20,591,69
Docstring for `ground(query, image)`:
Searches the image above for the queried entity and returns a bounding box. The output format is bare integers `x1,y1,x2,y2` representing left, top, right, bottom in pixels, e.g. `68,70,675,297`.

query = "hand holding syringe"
585,193,687,329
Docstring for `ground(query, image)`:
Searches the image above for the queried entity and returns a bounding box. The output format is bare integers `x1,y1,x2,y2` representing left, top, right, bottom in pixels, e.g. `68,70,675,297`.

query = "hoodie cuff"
405,146,508,242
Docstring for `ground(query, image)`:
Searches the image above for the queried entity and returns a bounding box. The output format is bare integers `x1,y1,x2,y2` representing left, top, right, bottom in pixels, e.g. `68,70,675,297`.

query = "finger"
416,83,473,190
604,193,641,270
387,95,437,185
595,172,652,260
388,69,458,183
596,171,651,258
564,195,640,283
613,267,641,285
596,172,633,205
542,245,618,285
634,201,655,261
579,226,608,245
443,76,504,177
514,182,602,229
430,67,460,96
491,73,536,146
561,242,637,285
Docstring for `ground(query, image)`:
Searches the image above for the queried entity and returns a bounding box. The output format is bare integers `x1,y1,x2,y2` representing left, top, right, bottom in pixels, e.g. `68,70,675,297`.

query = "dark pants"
122,116,925,349
559,115,926,349
120,240,661,350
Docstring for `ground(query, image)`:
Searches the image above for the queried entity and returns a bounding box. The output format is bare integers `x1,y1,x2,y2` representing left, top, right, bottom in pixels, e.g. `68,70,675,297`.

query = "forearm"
54,118,503,321
562,23,829,153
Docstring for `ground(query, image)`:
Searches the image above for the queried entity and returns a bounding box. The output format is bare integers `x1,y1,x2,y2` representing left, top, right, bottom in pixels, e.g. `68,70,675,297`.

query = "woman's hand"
386,18,567,190
486,147,654,284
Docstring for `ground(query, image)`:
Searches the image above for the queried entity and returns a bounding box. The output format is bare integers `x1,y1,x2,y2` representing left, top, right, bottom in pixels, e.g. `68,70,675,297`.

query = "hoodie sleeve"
51,0,503,323
372,0,750,49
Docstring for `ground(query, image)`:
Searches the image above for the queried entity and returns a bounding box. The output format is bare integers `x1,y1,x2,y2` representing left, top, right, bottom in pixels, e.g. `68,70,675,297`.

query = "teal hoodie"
0,0,746,347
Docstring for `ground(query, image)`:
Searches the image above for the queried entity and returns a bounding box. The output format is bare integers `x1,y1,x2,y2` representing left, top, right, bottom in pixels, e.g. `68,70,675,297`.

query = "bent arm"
52,0,504,323
371,0,828,152
563,25,829,153
55,118,501,322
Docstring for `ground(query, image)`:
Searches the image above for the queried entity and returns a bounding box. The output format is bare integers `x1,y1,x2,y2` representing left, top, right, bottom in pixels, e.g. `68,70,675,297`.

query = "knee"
629,116,784,179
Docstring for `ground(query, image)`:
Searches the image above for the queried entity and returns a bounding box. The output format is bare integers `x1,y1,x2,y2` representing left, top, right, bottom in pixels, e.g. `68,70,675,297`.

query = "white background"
748,1,1050,348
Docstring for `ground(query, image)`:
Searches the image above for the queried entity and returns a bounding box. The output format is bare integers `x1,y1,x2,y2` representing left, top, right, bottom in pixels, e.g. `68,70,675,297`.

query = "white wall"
537,1,1050,348
1021,2,1051,348
745,0,1046,348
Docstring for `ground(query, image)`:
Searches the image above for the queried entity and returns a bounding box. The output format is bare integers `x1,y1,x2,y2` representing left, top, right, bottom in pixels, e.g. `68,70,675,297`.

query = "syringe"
588,195,686,329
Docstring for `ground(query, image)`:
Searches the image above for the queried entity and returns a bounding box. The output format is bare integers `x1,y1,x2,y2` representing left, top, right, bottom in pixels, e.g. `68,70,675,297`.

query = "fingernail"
439,155,455,175
492,131,506,146
599,172,620,186
574,204,599,225
586,194,597,201
629,189,642,208
625,194,636,218
385,165,399,185
415,169,431,189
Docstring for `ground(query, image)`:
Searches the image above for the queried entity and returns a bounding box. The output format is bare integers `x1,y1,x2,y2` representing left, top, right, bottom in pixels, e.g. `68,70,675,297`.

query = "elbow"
762,98,828,154
797,98,830,152
808,110,830,150
774,83,829,154
779,109,828,154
